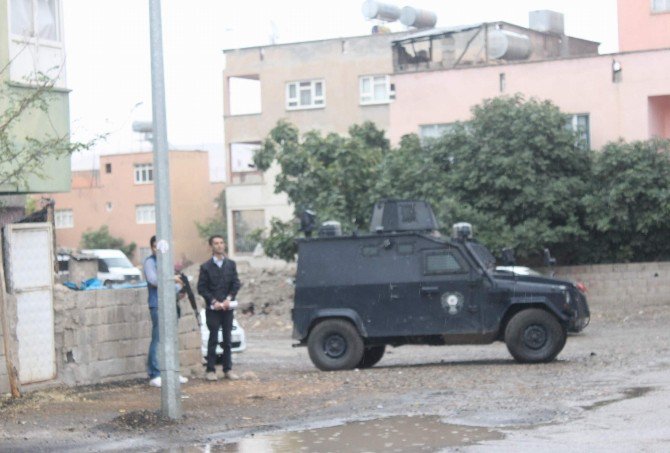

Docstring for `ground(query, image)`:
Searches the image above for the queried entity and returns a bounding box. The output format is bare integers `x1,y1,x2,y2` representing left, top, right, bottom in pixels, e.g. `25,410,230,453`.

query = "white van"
81,249,143,286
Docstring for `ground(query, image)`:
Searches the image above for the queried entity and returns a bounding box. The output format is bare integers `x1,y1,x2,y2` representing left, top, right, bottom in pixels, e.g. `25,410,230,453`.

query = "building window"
231,143,259,173
232,210,264,254
419,123,457,141
10,0,61,41
229,142,263,185
136,204,156,224
54,209,73,229
228,75,261,115
652,0,670,12
105,163,112,174
566,114,590,150
359,75,393,105
134,163,153,184
286,80,325,110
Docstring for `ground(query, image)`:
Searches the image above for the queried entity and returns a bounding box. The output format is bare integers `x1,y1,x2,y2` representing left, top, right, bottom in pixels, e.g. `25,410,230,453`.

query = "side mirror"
501,248,516,266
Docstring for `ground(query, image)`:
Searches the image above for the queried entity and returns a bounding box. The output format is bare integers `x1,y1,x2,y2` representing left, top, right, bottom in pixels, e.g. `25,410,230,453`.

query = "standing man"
144,235,189,387
197,235,241,381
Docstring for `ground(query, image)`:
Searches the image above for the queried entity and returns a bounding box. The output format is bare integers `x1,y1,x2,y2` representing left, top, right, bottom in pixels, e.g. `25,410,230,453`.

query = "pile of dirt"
106,410,177,432
181,260,296,332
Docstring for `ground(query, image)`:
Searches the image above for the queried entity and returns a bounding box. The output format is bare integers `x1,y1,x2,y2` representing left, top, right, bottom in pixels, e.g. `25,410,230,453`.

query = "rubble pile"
181,260,297,332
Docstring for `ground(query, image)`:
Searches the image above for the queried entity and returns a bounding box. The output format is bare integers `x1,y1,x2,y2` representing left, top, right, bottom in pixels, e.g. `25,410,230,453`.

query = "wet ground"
2,296,670,451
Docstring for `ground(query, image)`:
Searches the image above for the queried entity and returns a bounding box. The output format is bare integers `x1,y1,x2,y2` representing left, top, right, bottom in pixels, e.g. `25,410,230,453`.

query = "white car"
81,249,143,286
495,265,543,276
199,309,247,359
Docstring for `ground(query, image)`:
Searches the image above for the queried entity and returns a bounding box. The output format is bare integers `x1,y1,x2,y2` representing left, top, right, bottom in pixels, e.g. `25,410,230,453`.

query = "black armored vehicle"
292,200,590,371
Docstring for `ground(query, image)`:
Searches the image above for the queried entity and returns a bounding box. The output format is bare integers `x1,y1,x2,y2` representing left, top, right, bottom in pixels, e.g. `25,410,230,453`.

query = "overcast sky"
64,0,619,180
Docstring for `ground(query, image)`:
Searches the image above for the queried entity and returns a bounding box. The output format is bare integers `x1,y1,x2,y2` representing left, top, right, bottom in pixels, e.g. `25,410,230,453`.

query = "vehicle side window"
98,259,109,273
424,250,467,275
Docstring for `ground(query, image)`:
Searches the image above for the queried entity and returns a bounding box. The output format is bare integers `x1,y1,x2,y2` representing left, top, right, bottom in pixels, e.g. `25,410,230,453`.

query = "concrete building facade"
45,151,219,266
618,0,670,52
222,2,670,262
1,0,71,196
388,48,670,147
222,32,404,258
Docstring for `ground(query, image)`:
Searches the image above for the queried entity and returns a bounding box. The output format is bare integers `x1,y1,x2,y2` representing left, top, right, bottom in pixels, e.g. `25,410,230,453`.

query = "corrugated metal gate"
3,223,56,383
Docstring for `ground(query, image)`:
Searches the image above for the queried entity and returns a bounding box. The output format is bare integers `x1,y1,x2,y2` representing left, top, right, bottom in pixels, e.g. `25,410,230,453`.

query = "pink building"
618,0,670,52
44,151,221,266
389,49,670,147
389,5,670,147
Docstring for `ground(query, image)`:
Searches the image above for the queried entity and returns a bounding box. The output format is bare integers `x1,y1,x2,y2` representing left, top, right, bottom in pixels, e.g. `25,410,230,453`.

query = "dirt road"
1,294,669,451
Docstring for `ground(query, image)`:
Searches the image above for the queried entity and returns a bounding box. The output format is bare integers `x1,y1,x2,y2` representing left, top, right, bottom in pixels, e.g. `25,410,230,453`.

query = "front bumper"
568,290,591,333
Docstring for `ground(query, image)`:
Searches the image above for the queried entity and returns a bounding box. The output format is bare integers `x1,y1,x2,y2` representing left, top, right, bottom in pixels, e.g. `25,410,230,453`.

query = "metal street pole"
149,0,181,419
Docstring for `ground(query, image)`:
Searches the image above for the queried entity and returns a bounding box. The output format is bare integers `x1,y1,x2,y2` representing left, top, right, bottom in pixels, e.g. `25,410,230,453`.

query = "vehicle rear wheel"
307,319,364,371
357,345,386,369
504,309,566,363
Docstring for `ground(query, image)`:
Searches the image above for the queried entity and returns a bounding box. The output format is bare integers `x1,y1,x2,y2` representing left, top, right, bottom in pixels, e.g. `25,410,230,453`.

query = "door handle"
420,286,439,294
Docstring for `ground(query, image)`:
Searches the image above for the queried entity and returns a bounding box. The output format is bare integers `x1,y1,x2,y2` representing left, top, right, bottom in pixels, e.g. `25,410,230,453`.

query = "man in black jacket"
197,235,241,381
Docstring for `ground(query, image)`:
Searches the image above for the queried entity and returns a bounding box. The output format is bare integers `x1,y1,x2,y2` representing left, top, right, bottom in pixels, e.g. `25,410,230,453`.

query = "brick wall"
54,286,201,387
1,286,201,393
552,261,670,312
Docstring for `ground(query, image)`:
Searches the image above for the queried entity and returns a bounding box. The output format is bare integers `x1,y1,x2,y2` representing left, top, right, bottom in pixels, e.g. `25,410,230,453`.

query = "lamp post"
148,0,181,419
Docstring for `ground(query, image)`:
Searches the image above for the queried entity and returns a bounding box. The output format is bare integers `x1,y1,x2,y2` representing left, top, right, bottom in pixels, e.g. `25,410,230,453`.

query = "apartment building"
222,31,405,258
618,0,670,52
47,151,220,266
1,0,70,199
223,2,670,261
389,6,670,146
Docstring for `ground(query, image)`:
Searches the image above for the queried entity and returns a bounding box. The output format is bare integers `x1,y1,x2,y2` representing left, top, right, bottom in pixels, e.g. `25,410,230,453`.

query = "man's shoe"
149,376,161,387
179,375,189,384
206,371,218,381
223,371,239,380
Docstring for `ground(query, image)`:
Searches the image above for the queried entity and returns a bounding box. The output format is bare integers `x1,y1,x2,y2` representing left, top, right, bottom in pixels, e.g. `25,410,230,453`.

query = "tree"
1,70,97,191
379,95,591,264
80,226,137,259
582,139,670,262
195,189,227,241
254,120,390,261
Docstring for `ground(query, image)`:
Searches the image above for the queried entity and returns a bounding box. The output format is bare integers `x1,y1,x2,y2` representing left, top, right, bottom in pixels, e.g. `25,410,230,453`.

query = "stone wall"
1,286,201,394
552,261,670,311
54,286,202,387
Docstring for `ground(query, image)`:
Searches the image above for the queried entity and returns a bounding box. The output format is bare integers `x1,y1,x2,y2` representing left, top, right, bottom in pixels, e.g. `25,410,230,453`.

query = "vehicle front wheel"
504,309,566,363
307,319,364,371
357,345,386,369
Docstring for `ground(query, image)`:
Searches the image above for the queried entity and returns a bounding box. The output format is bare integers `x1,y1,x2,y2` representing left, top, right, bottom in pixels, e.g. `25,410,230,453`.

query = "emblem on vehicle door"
441,292,464,315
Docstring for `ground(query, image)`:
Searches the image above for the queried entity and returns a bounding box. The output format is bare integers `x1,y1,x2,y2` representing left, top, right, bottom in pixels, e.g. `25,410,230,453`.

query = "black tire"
357,345,386,369
504,309,566,363
307,319,364,371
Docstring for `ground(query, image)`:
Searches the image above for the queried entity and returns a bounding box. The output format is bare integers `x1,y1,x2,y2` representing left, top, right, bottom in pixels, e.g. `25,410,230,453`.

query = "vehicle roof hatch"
369,199,439,233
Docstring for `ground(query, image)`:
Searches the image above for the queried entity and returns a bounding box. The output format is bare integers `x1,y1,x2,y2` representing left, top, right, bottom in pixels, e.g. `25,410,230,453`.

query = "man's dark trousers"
206,309,233,372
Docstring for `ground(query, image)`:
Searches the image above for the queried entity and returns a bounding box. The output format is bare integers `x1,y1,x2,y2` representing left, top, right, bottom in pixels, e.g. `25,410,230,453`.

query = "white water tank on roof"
400,6,437,29
529,10,565,35
487,30,532,60
362,0,401,22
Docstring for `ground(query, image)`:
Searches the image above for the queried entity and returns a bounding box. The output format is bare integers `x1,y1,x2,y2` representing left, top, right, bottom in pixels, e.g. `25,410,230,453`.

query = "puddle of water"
204,415,504,452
